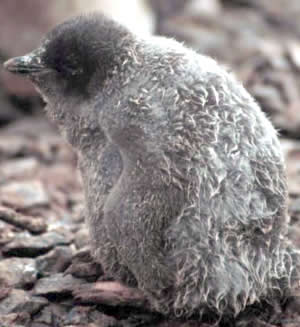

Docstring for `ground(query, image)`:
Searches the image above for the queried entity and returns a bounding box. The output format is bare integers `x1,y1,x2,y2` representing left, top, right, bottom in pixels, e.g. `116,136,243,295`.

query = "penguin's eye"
54,54,83,76
61,63,81,75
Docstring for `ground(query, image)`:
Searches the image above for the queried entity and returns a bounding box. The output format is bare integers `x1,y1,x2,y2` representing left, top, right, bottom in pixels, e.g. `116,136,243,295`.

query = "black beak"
4,49,45,75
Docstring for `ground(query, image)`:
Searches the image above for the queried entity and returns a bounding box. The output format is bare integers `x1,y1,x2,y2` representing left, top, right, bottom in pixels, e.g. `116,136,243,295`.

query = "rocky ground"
2,1,300,326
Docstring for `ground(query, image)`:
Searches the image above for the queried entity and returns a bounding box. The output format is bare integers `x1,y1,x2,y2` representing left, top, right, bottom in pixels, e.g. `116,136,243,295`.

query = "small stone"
0,257,37,288
0,221,15,245
0,136,31,159
281,139,300,196
63,306,120,326
32,303,68,327
287,40,300,70
0,206,47,234
0,157,39,181
251,84,285,115
89,310,121,327
64,306,93,325
290,198,300,216
185,0,221,18
0,312,30,327
74,227,89,249
0,289,48,315
65,248,103,281
288,224,300,249
0,287,11,301
0,180,49,209
3,231,72,257
33,273,84,296
36,246,73,275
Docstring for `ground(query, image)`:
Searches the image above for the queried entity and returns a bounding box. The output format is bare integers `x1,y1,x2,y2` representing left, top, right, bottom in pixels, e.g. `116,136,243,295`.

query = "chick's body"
96,36,298,317
4,13,299,319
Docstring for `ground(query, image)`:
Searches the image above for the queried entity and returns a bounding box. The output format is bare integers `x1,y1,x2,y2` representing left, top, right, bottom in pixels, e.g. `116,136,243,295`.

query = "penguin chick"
4,12,300,320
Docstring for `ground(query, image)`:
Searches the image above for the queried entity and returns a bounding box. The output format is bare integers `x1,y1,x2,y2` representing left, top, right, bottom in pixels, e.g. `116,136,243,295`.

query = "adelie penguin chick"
4,12,300,321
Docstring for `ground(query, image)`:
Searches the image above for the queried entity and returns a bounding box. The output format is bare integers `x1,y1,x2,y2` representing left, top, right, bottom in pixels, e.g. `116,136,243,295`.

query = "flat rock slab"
0,180,49,209
74,281,148,308
3,231,72,257
0,289,48,315
33,273,84,296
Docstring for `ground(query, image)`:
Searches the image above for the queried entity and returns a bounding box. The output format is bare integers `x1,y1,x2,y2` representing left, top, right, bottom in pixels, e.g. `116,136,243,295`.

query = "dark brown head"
4,12,131,101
